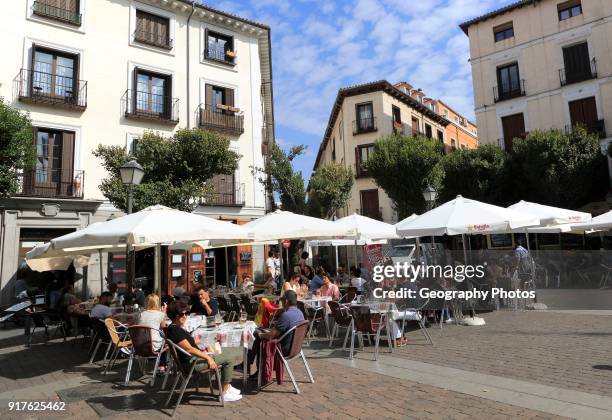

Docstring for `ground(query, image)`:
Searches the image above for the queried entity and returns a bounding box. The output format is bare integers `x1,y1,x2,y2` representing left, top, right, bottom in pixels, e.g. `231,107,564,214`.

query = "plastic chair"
327,301,352,348
26,311,66,346
164,340,224,416
348,305,392,360
124,325,167,386
89,318,112,364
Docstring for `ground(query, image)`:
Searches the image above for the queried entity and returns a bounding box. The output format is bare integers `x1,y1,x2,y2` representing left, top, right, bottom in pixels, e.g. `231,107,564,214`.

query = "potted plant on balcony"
225,50,236,59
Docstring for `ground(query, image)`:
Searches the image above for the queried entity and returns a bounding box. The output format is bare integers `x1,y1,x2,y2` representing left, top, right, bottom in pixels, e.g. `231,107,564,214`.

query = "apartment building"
0,0,274,303
460,0,612,152
395,82,479,151
313,80,477,223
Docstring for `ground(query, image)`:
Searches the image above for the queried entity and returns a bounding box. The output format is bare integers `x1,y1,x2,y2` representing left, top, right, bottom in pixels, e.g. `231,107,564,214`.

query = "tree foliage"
93,128,240,212
363,134,444,218
507,127,607,208
309,163,354,218
0,97,35,197
439,144,508,204
253,142,307,214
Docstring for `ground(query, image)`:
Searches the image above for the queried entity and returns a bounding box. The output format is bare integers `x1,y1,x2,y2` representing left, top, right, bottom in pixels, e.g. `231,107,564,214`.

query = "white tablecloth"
299,296,332,308
189,320,257,350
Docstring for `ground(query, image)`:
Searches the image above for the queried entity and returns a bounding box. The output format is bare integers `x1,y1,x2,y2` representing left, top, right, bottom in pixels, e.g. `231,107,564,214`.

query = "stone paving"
0,310,607,418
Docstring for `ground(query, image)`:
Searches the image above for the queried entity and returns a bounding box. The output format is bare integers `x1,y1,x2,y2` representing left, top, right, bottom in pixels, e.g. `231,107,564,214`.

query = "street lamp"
119,159,144,214
422,184,437,211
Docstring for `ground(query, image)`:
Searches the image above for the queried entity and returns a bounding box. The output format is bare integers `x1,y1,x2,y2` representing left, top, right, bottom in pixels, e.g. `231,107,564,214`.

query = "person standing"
265,250,277,280
273,250,282,290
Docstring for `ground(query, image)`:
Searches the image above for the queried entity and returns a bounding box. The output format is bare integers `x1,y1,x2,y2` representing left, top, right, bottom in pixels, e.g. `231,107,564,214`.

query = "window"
205,30,235,64
496,62,523,101
425,123,432,138
356,144,374,177
451,139,456,150
558,0,582,21
332,137,336,161
454,116,459,124
411,116,419,134
355,102,375,133
31,46,78,100
392,105,401,133
561,42,594,85
360,189,381,220
437,130,444,142
493,22,514,42
135,10,171,49
501,113,526,152
444,109,449,118
461,144,467,150
134,68,171,116
33,0,81,26
200,84,243,134
569,97,603,137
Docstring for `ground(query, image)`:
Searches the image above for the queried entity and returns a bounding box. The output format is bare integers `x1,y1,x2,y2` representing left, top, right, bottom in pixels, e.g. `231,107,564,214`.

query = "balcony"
493,79,526,102
559,58,597,86
355,162,369,178
15,68,87,110
32,1,81,26
122,89,179,124
353,117,377,135
200,182,245,207
204,47,236,66
16,169,84,199
133,30,173,50
566,120,607,139
198,104,244,136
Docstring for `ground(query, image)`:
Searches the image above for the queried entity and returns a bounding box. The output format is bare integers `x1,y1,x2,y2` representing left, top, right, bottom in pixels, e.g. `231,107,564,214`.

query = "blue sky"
206,0,516,180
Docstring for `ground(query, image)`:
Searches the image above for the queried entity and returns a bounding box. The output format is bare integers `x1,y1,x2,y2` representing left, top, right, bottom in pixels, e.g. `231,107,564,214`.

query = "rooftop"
459,0,540,35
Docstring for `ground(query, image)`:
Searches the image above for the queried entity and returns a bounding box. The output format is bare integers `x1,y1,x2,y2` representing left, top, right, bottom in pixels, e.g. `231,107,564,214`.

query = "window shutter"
354,147,360,176
132,67,140,112
225,88,234,107
204,28,209,59
61,131,75,195
205,84,213,107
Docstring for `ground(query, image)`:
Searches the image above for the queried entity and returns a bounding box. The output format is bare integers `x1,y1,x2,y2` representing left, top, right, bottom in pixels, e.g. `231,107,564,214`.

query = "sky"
205,0,516,180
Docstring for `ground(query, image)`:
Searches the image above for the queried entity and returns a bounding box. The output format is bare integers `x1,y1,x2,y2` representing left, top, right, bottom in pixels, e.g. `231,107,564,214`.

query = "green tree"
309,163,354,218
0,97,35,197
439,144,508,205
363,134,444,218
253,142,307,213
93,128,240,212
507,127,607,208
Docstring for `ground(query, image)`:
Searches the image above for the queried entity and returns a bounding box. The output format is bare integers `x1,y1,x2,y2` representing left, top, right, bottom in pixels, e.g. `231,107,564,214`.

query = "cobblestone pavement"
392,310,612,397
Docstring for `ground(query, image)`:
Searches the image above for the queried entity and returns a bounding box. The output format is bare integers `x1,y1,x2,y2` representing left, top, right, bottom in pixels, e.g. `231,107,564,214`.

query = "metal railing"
493,79,526,102
33,1,81,25
133,30,173,50
559,58,597,86
205,45,235,64
352,117,377,135
565,120,606,139
122,89,179,123
15,68,87,109
198,104,244,135
200,182,245,206
16,169,84,198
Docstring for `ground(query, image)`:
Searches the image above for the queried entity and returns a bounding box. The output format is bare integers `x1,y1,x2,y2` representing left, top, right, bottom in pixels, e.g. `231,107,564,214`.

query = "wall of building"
437,102,479,150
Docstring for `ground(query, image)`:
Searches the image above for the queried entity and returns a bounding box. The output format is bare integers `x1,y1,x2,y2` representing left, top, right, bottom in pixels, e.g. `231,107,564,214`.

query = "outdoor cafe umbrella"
396,195,540,262
571,210,612,232
26,205,254,293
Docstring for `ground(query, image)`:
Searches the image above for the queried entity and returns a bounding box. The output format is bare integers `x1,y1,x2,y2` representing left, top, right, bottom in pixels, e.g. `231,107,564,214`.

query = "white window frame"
129,1,176,56
126,133,140,155
200,23,239,72
26,0,87,34
31,120,82,173
23,38,85,84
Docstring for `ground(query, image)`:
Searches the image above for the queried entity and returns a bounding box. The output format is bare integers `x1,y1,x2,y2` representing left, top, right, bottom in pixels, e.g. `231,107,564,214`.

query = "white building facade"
0,0,274,303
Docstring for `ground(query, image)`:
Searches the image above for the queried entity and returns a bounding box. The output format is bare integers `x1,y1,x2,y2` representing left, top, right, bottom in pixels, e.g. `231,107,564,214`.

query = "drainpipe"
186,1,196,128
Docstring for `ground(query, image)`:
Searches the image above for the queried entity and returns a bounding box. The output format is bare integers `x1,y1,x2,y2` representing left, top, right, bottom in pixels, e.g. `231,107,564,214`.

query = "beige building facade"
460,0,612,152
0,0,274,303
313,80,466,224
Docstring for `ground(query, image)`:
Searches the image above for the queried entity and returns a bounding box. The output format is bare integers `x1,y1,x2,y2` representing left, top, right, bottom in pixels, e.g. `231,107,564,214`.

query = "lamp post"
119,160,144,214
422,184,437,211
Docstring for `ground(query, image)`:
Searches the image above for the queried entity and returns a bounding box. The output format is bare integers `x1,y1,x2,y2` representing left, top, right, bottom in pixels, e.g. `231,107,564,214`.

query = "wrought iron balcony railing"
133,30,173,50
353,117,377,135
15,68,87,110
559,58,597,86
122,89,179,124
205,46,236,65
33,1,81,26
199,182,245,206
198,104,244,136
493,79,526,102
16,168,84,199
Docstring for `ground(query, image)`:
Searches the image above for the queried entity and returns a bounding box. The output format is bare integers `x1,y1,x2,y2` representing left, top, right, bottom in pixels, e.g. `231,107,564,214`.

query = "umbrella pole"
415,237,421,267
354,239,358,269
154,244,161,296
462,234,468,264
278,240,284,281
98,249,103,297
335,245,339,274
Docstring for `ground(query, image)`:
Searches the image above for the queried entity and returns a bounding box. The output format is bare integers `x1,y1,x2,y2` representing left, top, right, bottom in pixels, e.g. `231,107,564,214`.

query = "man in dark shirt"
247,290,305,377
189,287,219,316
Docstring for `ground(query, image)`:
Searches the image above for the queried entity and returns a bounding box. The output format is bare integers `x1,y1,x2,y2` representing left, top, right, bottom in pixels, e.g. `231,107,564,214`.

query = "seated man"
247,290,305,378
190,287,219,316
90,291,113,320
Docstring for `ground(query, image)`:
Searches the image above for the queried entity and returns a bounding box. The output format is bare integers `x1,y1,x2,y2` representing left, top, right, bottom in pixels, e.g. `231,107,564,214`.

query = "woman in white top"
138,293,167,351
281,273,302,297
350,267,366,293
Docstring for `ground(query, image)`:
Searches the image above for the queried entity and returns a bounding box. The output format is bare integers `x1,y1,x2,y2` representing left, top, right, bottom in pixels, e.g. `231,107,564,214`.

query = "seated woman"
281,273,302,297
239,273,254,293
317,274,340,301
59,285,89,333
138,293,167,352
165,300,242,402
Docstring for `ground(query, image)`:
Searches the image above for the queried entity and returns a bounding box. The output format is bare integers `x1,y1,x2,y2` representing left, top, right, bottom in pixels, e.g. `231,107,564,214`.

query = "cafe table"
186,317,257,387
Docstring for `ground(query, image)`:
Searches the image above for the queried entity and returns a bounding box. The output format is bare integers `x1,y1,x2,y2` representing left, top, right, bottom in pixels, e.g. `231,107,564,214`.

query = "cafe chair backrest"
216,296,231,313
104,318,123,345
279,320,310,359
328,301,351,326
340,289,356,304
128,325,154,357
349,305,380,334
166,339,191,375
93,318,111,341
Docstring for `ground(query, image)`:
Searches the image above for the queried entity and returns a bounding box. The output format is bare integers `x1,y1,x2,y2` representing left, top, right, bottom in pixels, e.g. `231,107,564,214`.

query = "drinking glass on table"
214,313,222,327
239,311,247,325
